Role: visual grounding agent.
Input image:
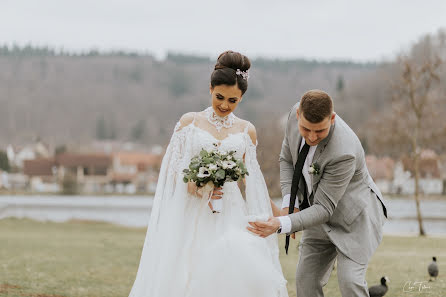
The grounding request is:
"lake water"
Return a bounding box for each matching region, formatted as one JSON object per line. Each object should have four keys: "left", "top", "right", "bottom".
{"left": 0, "top": 195, "right": 445, "bottom": 236}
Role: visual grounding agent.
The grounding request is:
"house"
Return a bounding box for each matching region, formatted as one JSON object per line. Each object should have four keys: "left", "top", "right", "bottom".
{"left": 112, "top": 152, "right": 162, "bottom": 193}
{"left": 2, "top": 173, "right": 28, "bottom": 191}
{"left": 23, "top": 158, "right": 59, "bottom": 193}
{"left": 23, "top": 153, "right": 113, "bottom": 193}
{"left": 6, "top": 141, "right": 51, "bottom": 169}
{"left": 392, "top": 152, "right": 443, "bottom": 195}
{"left": 22, "top": 150, "right": 163, "bottom": 194}
{"left": 55, "top": 153, "right": 113, "bottom": 193}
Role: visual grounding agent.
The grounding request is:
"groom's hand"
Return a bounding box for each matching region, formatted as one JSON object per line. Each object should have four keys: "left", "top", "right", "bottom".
{"left": 247, "top": 217, "right": 281, "bottom": 238}
{"left": 281, "top": 207, "right": 299, "bottom": 239}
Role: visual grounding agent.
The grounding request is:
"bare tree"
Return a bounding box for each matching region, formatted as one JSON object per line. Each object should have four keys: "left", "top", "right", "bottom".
{"left": 388, "top": 35, "right": 443, "bottom": 236}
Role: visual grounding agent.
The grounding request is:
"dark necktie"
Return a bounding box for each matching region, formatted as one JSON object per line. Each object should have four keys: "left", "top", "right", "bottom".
{"left": 285, "top": 142, "right": 310, "bottom": 254}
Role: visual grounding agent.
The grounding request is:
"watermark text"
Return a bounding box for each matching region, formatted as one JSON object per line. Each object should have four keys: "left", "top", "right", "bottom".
{"left": 403, "top": 281, "right": 432, "bottom": 294}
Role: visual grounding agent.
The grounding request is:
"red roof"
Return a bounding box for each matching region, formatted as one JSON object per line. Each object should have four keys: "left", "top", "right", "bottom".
{"left": 24, "top": 158, "right": 56, "bottom": 176}
{"left": 401, "top": 156, "right": 441, "bottom": 179}
{"left": 56, "top": 153, "right": 112, "bottom": 167}
{"left": 113, "top": 152, "right": 161, "bottom": 171}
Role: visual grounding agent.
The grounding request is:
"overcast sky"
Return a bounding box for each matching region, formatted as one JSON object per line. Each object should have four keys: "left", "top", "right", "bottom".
{"left": 1, "top": 0, "right": 446, "bottom": 62}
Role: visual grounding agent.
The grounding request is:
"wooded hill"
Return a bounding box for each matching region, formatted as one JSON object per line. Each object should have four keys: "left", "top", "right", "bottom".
{"left": 0, "top": 46, "right": 379, "bottom": 149}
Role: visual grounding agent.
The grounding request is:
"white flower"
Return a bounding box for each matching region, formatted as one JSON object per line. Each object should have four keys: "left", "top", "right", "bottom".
{"left": 222, "top": 160, "right": 236, "bottom": 169}
{"left": 308, "top": 163, "right": 320, "bottom": 175}
{"left": 208, "top": 164, "right": 218, "bottom": 171}
{"left": 197, "top": 167, "right": 211, "bottom": 178}
{"left": 218, "top": 149, "right": 228, "bottom": 156}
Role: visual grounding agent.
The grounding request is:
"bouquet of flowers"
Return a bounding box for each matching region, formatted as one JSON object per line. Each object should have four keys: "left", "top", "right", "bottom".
{"left": 183, "top": 145, "right": 249, "bottom": 213}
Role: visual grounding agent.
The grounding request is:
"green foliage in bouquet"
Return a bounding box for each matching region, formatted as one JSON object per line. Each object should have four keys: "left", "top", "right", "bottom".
{"left": 183, "top": 146, "right": 249, "bottom": 188}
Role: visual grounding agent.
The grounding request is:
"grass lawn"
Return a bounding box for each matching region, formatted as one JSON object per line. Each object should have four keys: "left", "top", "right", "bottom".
{"left": 1, "top": 218, "right": 445, "bottom": 297}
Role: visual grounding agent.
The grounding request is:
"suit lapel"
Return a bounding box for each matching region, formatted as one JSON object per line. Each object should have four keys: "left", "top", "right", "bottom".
{"left": 311, "top": 122, "right": 336, "bottom": 187}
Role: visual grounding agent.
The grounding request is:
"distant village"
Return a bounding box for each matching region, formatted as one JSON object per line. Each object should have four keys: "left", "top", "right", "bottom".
{"left": 0, "top": 140, "right": 445, "bottom": 196}
{"left": 366, "top": 150, "right": 446, "bottom": 196}
{"left": 0, "top": 140, "right": 163, "bottom": 195}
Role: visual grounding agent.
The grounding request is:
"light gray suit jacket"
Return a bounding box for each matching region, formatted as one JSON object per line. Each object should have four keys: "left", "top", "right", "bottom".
{"left": 279, "top": 103, "right": 387, "bottom": 264}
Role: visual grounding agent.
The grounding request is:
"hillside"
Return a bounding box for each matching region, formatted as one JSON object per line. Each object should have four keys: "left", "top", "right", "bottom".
{"left": 0, "top": 48, "right": 379, "bottom": 149}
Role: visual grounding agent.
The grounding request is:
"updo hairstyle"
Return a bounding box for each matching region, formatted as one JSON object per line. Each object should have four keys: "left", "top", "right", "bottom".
{"left": 210, "top": 50, "right": 251, "bottom": 95}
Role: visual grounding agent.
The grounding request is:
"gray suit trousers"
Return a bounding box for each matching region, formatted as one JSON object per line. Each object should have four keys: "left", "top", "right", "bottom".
{"left": 295, "top": 225, "right": 370, "bottom": 297}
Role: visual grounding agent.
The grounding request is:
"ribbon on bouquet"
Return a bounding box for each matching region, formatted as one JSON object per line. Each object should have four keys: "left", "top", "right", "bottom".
{"left": 201, "top": 181, "right": 222, "bottom": 213}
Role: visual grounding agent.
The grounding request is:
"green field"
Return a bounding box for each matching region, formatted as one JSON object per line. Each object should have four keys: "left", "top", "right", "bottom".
{"left": 1, "top": 218, "right": 445, "bottom": 297}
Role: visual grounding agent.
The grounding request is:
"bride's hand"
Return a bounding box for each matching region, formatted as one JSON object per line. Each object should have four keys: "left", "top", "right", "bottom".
{"left": 208, "top": 187, "right": 223, "bottom": 212}
{"left": 211, "top": 187, "right": 223, "bottom": 200}
{"left": 188, "top": 183, "right": 223, "bottom": 200}
{"left": 187, "top": 182, "right": 203, "bottom": 198}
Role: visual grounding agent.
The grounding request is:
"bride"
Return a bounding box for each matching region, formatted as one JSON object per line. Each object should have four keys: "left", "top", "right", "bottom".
{"left": 128, "top": 50, "right": 288, "bottom": 297}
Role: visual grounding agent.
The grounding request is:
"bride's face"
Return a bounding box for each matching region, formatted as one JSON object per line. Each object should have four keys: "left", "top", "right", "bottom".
{"left": 210, "top": 84, "right": 243, "bottom": 117}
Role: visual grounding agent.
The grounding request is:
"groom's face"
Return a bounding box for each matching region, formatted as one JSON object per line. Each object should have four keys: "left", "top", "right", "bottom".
{"left": 297, "top": 110, "right": 335, "bottom": 146}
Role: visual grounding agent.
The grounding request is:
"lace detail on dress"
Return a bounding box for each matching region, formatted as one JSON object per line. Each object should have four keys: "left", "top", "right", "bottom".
{"left": 244, "top": 135, "right": 261, "bottom": 172}
{"left": 170, "top": 122, "right": 189, "bottom": 174}
{"left": 204, "top": 107, "right": 235, "bottom": 132}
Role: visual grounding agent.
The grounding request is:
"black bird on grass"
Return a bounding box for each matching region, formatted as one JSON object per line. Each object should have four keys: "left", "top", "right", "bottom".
{"left": 428, "top": 256, "right": 438, "bottom": 282}
{"left": 369, "top": 276, "right": 389, "bottom": 297}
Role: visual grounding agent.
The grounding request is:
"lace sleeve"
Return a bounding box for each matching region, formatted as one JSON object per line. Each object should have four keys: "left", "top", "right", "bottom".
{"left": 151, "top": 121, "right": 191, "bottom": 214}
{"left": 128, "top": 120, "right": 200, "bottom": 297}
{"left": 169, "top": 121, "right": 188, "bottom": 175}
{"left": 244, "top": 135, "right": 271, "bottom": 215}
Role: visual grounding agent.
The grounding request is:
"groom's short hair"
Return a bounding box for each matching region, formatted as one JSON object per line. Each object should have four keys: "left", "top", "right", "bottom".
{"left": 299, "top": 90, "right": 333, "bottom": 123}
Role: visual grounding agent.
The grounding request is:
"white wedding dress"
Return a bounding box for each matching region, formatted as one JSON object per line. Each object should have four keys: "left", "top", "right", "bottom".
{"left": 128, "top": 108, "right": 288, "bottom": 297}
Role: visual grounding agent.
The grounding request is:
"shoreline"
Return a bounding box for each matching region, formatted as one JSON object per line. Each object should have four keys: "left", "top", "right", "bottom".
{"left": 2, "top": 217, "right": 446, "bottom": 238}
{"left": 2, "top": 196, "right": 445, "bottom": 235}
{"left": 1, "top": 191, "right": 446, "bottom": 200}
{"left": 0, "top": 191, "right": 155, "bottom": 197}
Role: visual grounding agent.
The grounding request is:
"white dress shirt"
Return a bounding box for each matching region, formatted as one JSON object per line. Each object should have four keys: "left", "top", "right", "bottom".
{"left": 278, "top": 138, "right": 317, "bottom": 233}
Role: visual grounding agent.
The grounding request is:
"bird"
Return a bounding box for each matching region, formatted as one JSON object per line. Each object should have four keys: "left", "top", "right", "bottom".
{"left": 428, "top": 256, "right": 438, "bottom": 282}
{"left": 368, "top": 276, "right": 389, "bottom": 297}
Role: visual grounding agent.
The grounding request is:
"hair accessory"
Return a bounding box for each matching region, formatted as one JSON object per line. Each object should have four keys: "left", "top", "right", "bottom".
{"left": 236, "top": 69, "right": 249, "bottom": 80}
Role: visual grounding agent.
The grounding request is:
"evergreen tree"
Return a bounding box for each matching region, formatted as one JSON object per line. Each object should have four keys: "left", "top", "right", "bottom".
{"left": 96, "top": 116, "right": 107, "bottom": 140}
{"left": 0, "top": 151, "right": 10, "bottom": 172}
{"left": 336, "top": 75, "right": 345, "bottom": 93}
{"left": 131, "top": 120, "right": 146, "bottom": 142}
{"left": 108, "top": 117, "right": 117, "bottom": 140}
{"left": 55, "top": 145, "right": 67, "bottom": 155}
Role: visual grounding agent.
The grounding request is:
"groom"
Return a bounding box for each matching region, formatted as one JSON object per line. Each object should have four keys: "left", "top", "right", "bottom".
{"left": 248, "top": 90, "right": 387, "bottom": 297}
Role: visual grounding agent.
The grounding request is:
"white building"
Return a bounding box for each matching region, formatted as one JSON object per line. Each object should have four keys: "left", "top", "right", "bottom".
{"left": 6, "top": 142, "right": 50, "bottom": 169}
{"left": 392, "top": 157, "right": 443, "bottom": 195}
